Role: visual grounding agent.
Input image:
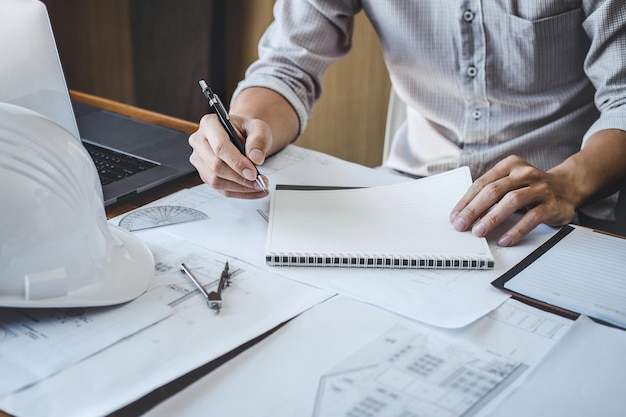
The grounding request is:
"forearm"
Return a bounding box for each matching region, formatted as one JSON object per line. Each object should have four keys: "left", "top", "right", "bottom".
{"left": 230, "top": 87, "right": 300, "bottom": 156}
{"left": 550, "top": 129, "right": 626, "bottom": 208}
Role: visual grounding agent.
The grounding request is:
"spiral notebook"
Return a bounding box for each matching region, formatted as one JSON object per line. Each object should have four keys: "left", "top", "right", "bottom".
{"left": 265, "top": 167, "right": 494, "bottom": 269}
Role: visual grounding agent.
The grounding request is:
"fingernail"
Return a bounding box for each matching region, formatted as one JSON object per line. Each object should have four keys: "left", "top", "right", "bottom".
{"left": 249, "top": 149, "right": 264, "bottom": 164}
{"left": 472, "top": 222, "right": 487, "bottom": 237}
{"left": 453, "top": 217, "right": 466, "bottom": 231}
{"left": 498, "top": 235, "right": 513, "bottom": 247}
{"left": 450, "top": 210, "right": 460, "bottom": 222}
{"left": 242, "top": 168, "right": 256, "bottom": 181}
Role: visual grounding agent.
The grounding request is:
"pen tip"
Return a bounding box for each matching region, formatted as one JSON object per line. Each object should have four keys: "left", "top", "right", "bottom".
{"left": 256, "top": 176, "right": 269, "bottom": 194}
{"left": 198, "top": 79, "right": 207, "bottom": 89}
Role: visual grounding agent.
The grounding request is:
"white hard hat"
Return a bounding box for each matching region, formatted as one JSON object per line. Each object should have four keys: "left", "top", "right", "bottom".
{"left": 0, "top": 102, "right": 154, "bottom": 307}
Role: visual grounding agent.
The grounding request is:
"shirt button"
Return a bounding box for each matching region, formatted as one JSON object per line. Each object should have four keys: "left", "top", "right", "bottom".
{"left": 466, "top": 66, "right": 478, "bottom": 78}
{"left": 463, "top": 10, "right": 475, "bottom": 22}
{"left": 472, "top": 110, "right": 482, "bottom": 120}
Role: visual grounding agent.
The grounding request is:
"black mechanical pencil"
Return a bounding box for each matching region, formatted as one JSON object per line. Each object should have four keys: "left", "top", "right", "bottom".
{"left": 198, "top": 79, "right": 269, "bottom": 194}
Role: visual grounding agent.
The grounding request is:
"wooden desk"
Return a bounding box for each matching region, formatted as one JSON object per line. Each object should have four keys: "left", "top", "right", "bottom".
{"left": 69, "top": 89, "right": 204, "bottom": 219}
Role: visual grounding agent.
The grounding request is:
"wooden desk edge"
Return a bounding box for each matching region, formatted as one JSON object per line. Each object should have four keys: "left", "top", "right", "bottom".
{"left": 70, "top": 90, "right": 200, "bottom": 134}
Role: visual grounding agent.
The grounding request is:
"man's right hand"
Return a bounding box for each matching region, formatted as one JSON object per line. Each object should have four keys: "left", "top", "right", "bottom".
{"left": 188, "top": 112, "right": 271, "bottom": 199}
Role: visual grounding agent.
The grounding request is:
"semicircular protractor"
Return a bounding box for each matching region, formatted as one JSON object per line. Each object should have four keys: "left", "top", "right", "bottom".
{"left": 118, "top": 206, "right": 208, "bottom": 232}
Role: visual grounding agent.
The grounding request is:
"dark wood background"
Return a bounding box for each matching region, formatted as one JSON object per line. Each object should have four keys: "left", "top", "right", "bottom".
{"left": 43, "top": 0, "right": 390, "bottom": 167}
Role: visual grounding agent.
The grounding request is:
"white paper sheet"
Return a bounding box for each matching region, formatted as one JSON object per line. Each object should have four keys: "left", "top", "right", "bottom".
{"left": 150, "top": 145, "right": 558, "bottom": 327}
{"left": 0, "top": 145, "right": 567, "bottom": 416}
{"left": 273, "top": 217, "right": 556, "bottom": 328}
{"left": 0, "top": 299, "right": 171, "bottom": 397}
{"left": 144, "top": 296, "right": 572, "bottom": 417}
{"left": 0, "top": 231, "right": 333, "bottom": 417}
{"left": 488, "top": 316, "right": 626, "bottom": 417}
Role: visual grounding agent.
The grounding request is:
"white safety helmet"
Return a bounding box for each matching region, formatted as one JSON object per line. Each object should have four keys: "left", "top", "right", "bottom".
{"left": 0, "top": 102, "right": 154, "bottom": 307}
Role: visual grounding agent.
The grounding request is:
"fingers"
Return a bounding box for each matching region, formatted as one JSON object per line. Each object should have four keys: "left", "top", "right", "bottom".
{"left": 450, "top": 156, "right": 576, "bottom": 246}
{"left": 239, "top": 118, "right": 271, "bottom": 166}
{"left": 470, "top": 186, "right": 544, "bottom": 247}
{"left": 451, "top": 156, "right": 528, "bottom": 232}
{"left": 451, "top": 157, "right": 518, "bottom": 220}
{"left": 188, "top": 114, "right": 271, "bottom": 199}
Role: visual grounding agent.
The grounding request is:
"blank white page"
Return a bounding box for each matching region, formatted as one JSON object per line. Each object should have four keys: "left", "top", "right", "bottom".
{"left": 265, "top": 167, "right": 494, "bottom": 268}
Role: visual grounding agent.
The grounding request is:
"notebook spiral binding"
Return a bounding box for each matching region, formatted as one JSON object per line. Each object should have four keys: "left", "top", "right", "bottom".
{"left": 265, "top": 254, "right": 494, "bottom": 269}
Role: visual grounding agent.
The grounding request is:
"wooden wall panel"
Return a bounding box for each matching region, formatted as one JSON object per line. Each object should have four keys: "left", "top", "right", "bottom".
{"left": 219, "top": 0, "right": 277, "bottom": 97}
{"left": 129, "top": 0, "right": 213, "bottom": 122}
{"left": 44, "top": 0, "right": 135, "bottom": 104}
{"left": 43, "top": 1, "right": 389, "bottom": 166}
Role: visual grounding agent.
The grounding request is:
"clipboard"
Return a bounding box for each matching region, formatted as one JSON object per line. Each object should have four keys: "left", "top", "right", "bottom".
{"left": 492, "top": 226, "right": 579, "bottom": 319}
{"left": 492, "top": 225, "right": 626, "bottom": 329}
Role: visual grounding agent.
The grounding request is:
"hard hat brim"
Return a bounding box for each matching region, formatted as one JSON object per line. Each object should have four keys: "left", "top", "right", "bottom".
{"left": 0, "top": 226, "right": 155, "bottom": 308}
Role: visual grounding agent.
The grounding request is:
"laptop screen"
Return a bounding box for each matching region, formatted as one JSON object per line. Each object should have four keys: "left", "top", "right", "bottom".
{"left": 0, "top": 0, "right": 81, "bottom": 140}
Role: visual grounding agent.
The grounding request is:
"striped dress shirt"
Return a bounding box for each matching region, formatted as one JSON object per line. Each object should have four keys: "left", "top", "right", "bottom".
{"left": 233, "top": 0, "right": 626, "bottom": 217}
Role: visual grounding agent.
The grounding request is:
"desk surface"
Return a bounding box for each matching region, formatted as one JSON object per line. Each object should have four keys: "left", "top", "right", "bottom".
{"left": 2, "top": 94, "right": 624, "bottom": 417}
{"left": 69, "top": 90, "right": 204, "bottom": 219}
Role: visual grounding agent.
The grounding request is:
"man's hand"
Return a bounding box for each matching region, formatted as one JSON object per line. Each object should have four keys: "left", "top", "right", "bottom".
{"left": 449, "top": 155, "right": 577, "bottom": 246}
{"left": 188, "top": 113, "right": 271, "bottom": 199}
{"left": 189, "top": 87, "right": 300, "bottom": 199}
{"left": 450, "top": 130, "right": 626, "bottom": 246}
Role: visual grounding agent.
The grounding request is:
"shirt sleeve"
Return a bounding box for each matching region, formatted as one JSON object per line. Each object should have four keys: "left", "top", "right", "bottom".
{"left": 581, "top": 1, "right": 626, "bottom": 143}
{"left": 231, "top": 0, "right": 362, "bottom": 134}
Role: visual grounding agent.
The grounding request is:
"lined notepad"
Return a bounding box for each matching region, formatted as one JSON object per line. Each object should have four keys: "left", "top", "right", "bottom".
{"left": 265, "top": 167, "right": 494, "bottom": 269}
{"left": 492, "top": 225, "right": 626, "bottom": 329}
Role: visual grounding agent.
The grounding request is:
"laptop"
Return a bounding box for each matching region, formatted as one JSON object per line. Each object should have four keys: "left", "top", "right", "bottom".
{"left": 0, "top": 0, "right": 194, "bottom": 206}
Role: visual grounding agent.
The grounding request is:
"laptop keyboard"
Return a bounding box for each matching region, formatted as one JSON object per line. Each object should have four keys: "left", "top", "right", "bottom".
{"left": 83, "top": 141, "right": 158, "bottom": 185}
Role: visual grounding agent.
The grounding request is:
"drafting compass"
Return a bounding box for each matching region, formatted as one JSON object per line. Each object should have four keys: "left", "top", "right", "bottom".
{"left": 118, "top": 205, "right": 207, "bottom": 232}
{"left": 180, "top": 262, "right": 232, "bottom": 314}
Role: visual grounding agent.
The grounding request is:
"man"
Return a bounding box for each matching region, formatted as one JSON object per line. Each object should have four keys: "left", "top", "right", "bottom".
{"left": 189, "top": 1, "right": 626, "bottom": 246}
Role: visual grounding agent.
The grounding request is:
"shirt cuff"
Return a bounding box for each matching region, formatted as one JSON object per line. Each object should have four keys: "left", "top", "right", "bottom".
{"left": 231, "top": 76, "right": 310, "bottom": 136}
{"left": 582, "top": 105, "right": 626, "bottom": 145}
